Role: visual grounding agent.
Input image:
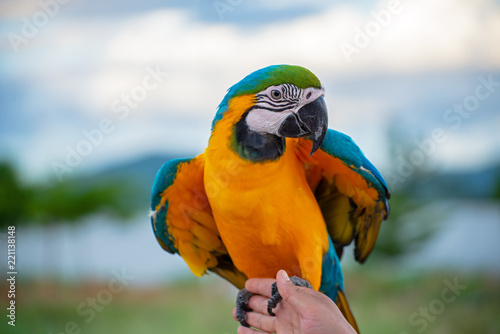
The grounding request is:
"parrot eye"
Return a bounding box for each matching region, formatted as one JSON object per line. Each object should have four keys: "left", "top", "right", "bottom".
{"left": 270, "top": 90, "right": 282, "bottom": 100}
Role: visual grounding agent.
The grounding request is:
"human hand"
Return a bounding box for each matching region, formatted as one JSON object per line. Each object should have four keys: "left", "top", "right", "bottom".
{"left": 232, "top": 270, "right": 357, "bottom": 334}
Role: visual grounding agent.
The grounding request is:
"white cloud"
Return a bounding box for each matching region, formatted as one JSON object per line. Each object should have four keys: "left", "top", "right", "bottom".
{"left": 255, "top": 0, "right": 334, "bottom": 10}
{"left": 86, "top": 0, "right": 500, "bottom": 116}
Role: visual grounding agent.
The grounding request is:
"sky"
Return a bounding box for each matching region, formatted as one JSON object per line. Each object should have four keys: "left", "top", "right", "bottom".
{"left": 1, "top": 0, "right": 500, "bottom": 183}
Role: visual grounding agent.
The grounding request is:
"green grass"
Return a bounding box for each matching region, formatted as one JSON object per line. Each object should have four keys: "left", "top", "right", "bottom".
{"left": 345, "top": 269, "right": 500, "bottom": 334}
{"left": 2, "top": 271, "right": 499, "bottom": 334}
{"left": 3, "top": 276, "right": 238, "bottom": 334}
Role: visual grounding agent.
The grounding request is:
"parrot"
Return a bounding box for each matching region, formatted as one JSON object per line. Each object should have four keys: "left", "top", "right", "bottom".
{"left": 150, "top": 64, "right": 390, "bottom": 332}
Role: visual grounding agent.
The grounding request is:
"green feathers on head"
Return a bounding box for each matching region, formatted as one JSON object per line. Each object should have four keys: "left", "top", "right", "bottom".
{"left": 228, "top": 64, "right": 322, "bottom": 97}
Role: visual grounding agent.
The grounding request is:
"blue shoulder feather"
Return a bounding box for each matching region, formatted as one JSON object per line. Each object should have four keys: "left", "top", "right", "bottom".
{"left": 320, "top": 129, "right": 390, "bottom": 200}
{"left": 151, "top": 158, "right": 190, "bottom": 210}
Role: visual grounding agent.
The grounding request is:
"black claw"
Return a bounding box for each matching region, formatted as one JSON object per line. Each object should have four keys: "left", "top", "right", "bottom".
{"left": 290, "top": 276, "right": 313, "bottom": 289}
{"left": 267, "top": 282, "right": 281, "bottom": 316}
{"left": 236, "top": 288, "right": 254, "bottom": 327}
{"left": 267, "top": 276, "right": 313, "bottom": 316}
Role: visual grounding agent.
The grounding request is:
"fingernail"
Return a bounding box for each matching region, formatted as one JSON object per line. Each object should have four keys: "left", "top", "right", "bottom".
{"left": 281, "top": 270, "right": 290, "bottom": 281}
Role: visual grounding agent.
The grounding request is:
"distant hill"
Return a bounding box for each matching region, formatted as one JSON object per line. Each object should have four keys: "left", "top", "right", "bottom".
{"left": 81, "top": 153, "right": 194, "bottom": 211}
{"left": 398, "top": 164, "right": 500, "bottom": 200}
{"left": 95, "top": 154, "right": 180, "bottom": 185}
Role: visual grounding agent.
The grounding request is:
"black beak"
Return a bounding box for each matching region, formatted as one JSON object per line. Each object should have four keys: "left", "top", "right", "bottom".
{"left": 277, "top": 96, "right": 328, "bottom": 155}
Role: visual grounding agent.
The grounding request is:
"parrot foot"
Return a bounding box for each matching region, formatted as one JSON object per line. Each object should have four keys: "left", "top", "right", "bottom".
{"left": 267, "top": 276, "right": 312, "bottom": 316}
{"left": 236, "top": 288, "right": 254, "bottom": 327}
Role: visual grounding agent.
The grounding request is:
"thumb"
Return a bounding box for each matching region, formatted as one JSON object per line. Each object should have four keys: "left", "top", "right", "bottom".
{"left": 276, "top": 270, "right": 296, "bottom": 302}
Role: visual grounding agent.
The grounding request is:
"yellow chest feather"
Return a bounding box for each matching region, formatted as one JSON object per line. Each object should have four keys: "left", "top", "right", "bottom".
{"left": 205, "top": 105, "right": 328, "bottom": 288}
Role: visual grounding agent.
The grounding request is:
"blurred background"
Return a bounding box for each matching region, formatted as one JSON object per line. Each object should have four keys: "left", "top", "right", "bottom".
{"left": 1, "top": 0, "right": 500, "bottom": 333}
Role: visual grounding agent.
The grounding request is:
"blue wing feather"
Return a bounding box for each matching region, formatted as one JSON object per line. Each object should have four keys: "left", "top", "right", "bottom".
{"left": 150, "top": 158, "right": 192, "bottom": 254}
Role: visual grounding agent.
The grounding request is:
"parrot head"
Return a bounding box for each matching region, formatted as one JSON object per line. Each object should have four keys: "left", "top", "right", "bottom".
{"left": 212, "top": 65, "right": 328, "bottom": 161}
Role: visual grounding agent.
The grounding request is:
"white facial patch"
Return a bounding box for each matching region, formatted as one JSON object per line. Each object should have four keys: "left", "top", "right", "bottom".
{"left": 297, "top": 87, "right": 325, "bottom": 109}
{"left": 246, "top": 109, "right": 292, "bottom": 135}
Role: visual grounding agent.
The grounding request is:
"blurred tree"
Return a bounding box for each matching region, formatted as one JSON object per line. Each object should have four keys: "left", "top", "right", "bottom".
{"left": 1, "top": 161, "right": 140, "bottom": 278}
{"left": 494, "top": 174, "right": 500, "bottom": 201}
{"left": 372, "top": 193, "right": 438, "bottom": 260}
{"left": 369, "top": 121, "right": 438, "bottom": 261}
{"left": 28, "top": 179, "right": 136, "bottom": 225}
{"left": 0, "top": 161, "right": 137, "bottom": 229}
{"left": 0, "top": 162, "right": 31, "bottom": 225}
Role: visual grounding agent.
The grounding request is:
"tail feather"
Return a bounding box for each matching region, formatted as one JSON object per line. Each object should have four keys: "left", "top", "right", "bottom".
{"left": 336, "top": 289, "right": 359, "bottom": 333}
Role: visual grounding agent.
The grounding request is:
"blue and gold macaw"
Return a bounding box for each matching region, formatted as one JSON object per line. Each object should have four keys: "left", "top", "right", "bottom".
{"left": 150, "top": 65, "right": 390, "bottom": 332}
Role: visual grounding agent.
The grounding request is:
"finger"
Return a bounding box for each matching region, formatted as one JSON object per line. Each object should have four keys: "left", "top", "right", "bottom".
{"left": 245, "top": 278, "right": 276, "bottom": 297}
{"left": 248, "top": 295, "right": 271, "bottom": 315}
{"left": 232, "top": 308, "right": 237, "bottom": 321}
{"left": 275, "top": 270, "right": 295, "bottom": 302}
{"left": 245, "top": 312, "right": 276, "bottom": 333}
{"left": 237, "top": 325, "right": 270, "bottom": 334}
